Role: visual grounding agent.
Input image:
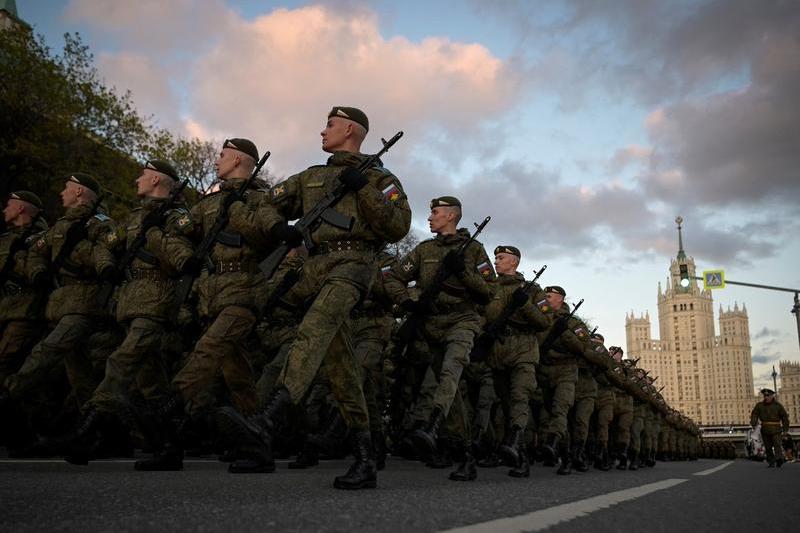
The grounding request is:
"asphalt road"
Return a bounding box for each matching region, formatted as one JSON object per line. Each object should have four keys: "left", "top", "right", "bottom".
{"left": 1, "top": 455, "right": 797, "bottom": 532}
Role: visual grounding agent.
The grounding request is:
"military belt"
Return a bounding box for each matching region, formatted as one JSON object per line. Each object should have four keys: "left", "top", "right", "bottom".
{"left": 311, "top": 240, "right": 378, "bottom": 255}
{"left": 129, "top": 268, "right": 168, "bottom": 281}
{"left": 433, "top": 301, "right": 474, "bottom": 314}
{"left": 1, "top": 281, "right": 32, "bottom": 296}
{"left": 761, "top": 421, "right": 782, "bottom": 426}
{"left": 214, "top": 260, "right": 258, "bottom": 274}
{"left": 351, "top": 306, "right": 388, "bottom": 319}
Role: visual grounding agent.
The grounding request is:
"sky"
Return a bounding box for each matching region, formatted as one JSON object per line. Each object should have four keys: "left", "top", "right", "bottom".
{"left": 15, "top": 0, "right": 800, "bottom": 393}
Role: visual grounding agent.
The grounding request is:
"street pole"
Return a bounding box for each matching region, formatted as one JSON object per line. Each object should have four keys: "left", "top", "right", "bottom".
{"left": 772, "top": 365, "right": 778, "bottom": 398}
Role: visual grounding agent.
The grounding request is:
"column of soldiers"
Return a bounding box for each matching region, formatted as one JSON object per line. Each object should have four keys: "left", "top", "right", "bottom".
{"left": 1, "top": 105, "right": 710, "bottom": 491}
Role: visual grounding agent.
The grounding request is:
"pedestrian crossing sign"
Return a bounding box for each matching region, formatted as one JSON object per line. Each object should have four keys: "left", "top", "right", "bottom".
{"left": 703, "top": 270, "right": 725, "bottom": 290}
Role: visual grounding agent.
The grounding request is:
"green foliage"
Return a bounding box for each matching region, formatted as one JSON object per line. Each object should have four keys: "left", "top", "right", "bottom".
{"left": 0, "top": 26, "right": 217, "bottom": 221}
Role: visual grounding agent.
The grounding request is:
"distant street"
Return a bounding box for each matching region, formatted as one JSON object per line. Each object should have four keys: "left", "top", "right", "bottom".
{"left": 1, "top": 455, "right": 797, "bottom": 532}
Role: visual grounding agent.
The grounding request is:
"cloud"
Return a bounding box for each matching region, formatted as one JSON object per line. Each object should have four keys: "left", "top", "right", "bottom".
{"left": 752, "top": 354, "right": 781, "bottom": 365}
{"left": 753, "top": 327, "right": 783, "bottom": 341}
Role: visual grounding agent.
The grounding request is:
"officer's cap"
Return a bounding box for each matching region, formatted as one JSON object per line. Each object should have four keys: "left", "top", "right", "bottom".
{"left": 328, "top": 106, "right": 369, "bottom": 132}
{"left": 545, "top": 285, "right": 566, "bottom": 297}
{"left": 430, "top": 196, "right": 461, "bottom": 209}
{"left": 9, "top": 191, "right": 43, "bottom": 210}
{"left": 66, "top": 173, "right": 101, "bottom": 195}
{"left": 760, "top": 388, "right": 775, "bottom": 396}
{"left": 223, "top": 138, "right": 259, "bottom": 161}
{"left": 145, "top": 159, "right": 179, "bottom": 180}
{"left": 494, "top": 245, "right": 521, "bottom": 259}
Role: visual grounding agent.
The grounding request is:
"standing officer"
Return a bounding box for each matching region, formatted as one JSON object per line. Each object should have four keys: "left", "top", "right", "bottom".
{"left": 384, "top": 196, "right": 493, "bottom": 481}
{"left": 6, "top": 174, "right": 118, "bottom": 412}
{"left": 137, "top": 138, "right": 285, "bottom": 472}
{"left": 750, "top": 388, "right": 790, "bottom": 467}
{"left": 64, "top": 160, "right": 195, "bottom": 464}
{"left": 220, "top": 107, "right": 411, "bottom": 489}
{"left": 0, "top": 191, "right": 49, "bottom": 385}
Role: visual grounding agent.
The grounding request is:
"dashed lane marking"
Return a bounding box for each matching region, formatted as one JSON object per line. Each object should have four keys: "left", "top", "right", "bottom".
{"left": 439, "top": 478, "right": 689, "bottom": 533}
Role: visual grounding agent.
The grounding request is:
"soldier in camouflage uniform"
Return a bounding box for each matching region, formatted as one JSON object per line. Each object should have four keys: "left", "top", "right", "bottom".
{"left": 5, "top": 174, "right": 118, "bottom": 416}
{"left": 0, "top": 192, "right": 49, "bottom": 385}
{"left": 568, "top": 332, "right": 607, "bottom": 473}
{"left": 586, "top": 334, "right": 615, "bottom": 470}
{"left": 63, "top": 160, "right": 195, "bottom": 464}
{"left": 385, "top": 196, "right": 493, "bottom": 482}
{"left": 136, "top": 138, "right": 286, "bottom": 472}
{"left": 479, "top": 245, "right": 550, "bottom": 477}
{"left": 220, "top": 107, "right": 411, "bottom": 490}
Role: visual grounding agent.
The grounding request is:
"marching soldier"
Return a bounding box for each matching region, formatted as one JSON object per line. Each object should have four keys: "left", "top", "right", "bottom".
{"left": 220, "top": 107, "right": 411, "bottom": 489}
{"left": 751, "top": 388, "right": 790, "bottom": 467}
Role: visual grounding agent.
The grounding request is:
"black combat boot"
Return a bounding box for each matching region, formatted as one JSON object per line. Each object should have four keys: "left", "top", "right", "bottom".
{"left": 217, "top": 386, "right": 292, "bottom": 446}
{"left": 540, "top": 433, "right": 559, "bottom": 467}
{"left": 306, "top": 411, "right": 347, "bottom": 459}
{"left": 410, "top": 407, "right": 444, "bottom": 460}
{"left": 426, "top": 438, "right": 453, "bottom": 469}
{"left": 61, "top": 407, "right": 104, "bottom": 465}
{"left": 372, "top": 431, "right": 388, "bottom": 471}
{"left": 508, "top": 443, "right": 530, "bottom": 478}
{"left": 595, "top": 445, "right": 611, "bottom": 471}
{"left": 288, "top": 444, "right": 319, "bottom": 469}
{"left": 571, "top": 443, "right": 589, "bottom": 472}
{"left": 615, "top": 445, "right": 628, "bottom": 470}
{"left": 477, "top": 450, "right": 501, "bottom": 468}
{"left": 449, "top": 441, "right": 477, "bottom": 481}
{"left": 645, "top": 448, "right": 656, "bottom": 467}
{"left": 556, "top": 442, "right": 572, "bottom": 475}
{"left": 134, "top": 394, "right": 186, "bottom": 471}
{"left": 628, "top": 449, "right": 639, "bottom": 470}
{"left": 333, "top": 431, "right": 377, "bottom": 490}
{"left": 498, "top": 425, "right": 523, "bottom": 467}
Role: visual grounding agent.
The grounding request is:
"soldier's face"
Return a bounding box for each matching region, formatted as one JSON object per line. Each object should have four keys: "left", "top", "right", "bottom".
{"left": 545, "top": 291, "right": 564, "bottom": 308}
{"left": 494, "top": 252, "right": 518, "bottom": 275}
{"left": 136, "top": 170, "right": 157, "bottom": 197}
{"left": 215, "top": 147, "right": 239, "bottom": 180}
{"left": 3, "top": 199, "right": 22, "bottom": 224}
{"left": 321, "top": 117, "right": 348, "bottom": 153}
{"left": 428, "top": 207, "right": 452, "bottom": 234}
{"left": 60, "top": 181, "right": 81, "bottom": 208}
{"left": 764, "top": 394, "right": 774, "bottom": 404}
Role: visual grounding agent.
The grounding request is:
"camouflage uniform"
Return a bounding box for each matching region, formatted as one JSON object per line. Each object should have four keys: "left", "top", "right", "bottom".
{"left": 6, "top": 203, "right": 118, "bottom": 409}
{"left": 0, "top": 217, "right": 49, "bottom": 383}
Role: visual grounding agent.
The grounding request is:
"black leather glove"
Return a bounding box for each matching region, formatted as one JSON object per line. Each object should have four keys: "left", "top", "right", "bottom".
{"left": 337, "top": 167, "right": 369, "bottom": 192}
{"left": 400, "top": 298, "right": 419, "bottom": 314}
{"left": 180, "top": 256, "right": 201, "bottom": 275}
{"left": 141, "top": 211, "right": 166, "bottom": 231}
{"left": 510, "top": 287, "right": 529, "bottom": 308}
{"left": 99, "top": 265, "right": 120, "bottom": 285}
{"left": 269, "top": 222, "right": 303, "bottom": 248}
{"left": 31, "top": 271, "right": 50, "bottom": 291}
{"left": 442, "top": 250, "right": 466, "bottom": 276}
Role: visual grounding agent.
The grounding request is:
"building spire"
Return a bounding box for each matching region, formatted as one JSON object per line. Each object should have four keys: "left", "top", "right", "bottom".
{"left": 675, "top": 216, "right": 686, "bottom": 261}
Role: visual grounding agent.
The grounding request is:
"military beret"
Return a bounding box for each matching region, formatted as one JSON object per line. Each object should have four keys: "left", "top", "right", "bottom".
{"left": 66, "top": 173, "right": 101, "bottom": 195}
{"left": 494, "top": 245, "right": 521, "bottom": 258}
{"left": 145, "top": 159, "right": 179, "bottom": 180}
{"left": 430, "top": 196, "right": 461, "bottom": 209}
{"left": 9, "top": 190, "right": 43, "bottom": 210}
{"left": 591, "top": 333, "right": 605, "bottom": 342}
{"left": 760, "top": 388, "right": 775, "bottom": 395}
{"left": 544, "top": 285, "right": 566, "bottom": 297}
{"left": 223, "top": 138, "right": 259, "bottom": 161}
{"left": 608, "top": 346, "right": 623, "bottom": 356}
{"left": 328, "top": 106, "right": 369, "bottom": 132}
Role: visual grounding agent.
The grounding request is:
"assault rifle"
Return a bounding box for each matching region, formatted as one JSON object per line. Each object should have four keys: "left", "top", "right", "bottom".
{"left": 537, "top": 298, "right": 584, "bottom": 355}
{"left": 172, "top": 151, "right": 271, "bottom": 319}
{"left": 259, "top": 264, "right": 303, "bottom": 320}
{"left": 51, "top": 195, "right": 105, "bottom": 289}
{"left": 469, "top": 264, "right": 547, "bottom": 362}
{"left": 0, "top": 214, "right": 42, "bottom": 289}
{"left": 96, "top": 180, "right": 189, "bottom": 308}
{"left": 391, "top": 216, "right": 491, "bottom": 361}
{"left": 258, "top": 131, "right": 404, "bottom": 279}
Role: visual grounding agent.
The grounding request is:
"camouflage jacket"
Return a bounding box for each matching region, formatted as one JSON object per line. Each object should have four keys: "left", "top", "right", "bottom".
{"left": 482, "top": 272, "right": 551, "bottom": 334}
{"left": 0, "top": 217, "right": 49, "bottom": 321}
{"left": 385, "top": 228, "right": 494, "bottom": 312}
{"left": 537, "top": 302, "right": 587, "bottom": 363}
{"left": 28, "top": 203, "right": 118, "bottom": 321}
{"left": 115, "top": 197, "right": 194, "bottom": 322}
{"left": 191, "top": 179, "right": 283, "bottom": 318}
{"left": 270, "top": 151, "right": 411, "bottom": 247}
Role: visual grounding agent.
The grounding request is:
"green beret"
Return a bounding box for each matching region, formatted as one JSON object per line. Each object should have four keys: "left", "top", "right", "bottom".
{"left": 223, "top": 138, "right": 259, "bottom": 161}
{"left": 494, "top": 245, "right": 521, "bottom": 258}
{"left": 145, "top": 159, "right": 179, "bottom": 180}
{"left": 591, "top": 333, "right": 604, "bottom": 342}
{"left": 9, "top": 190, "right": 43, "bottom": 210}
{"left": 760, "top": 388, "right": 775, "bottom": 396}
{"left": 544, "top": 285, "right": 566, "bottom": 297}
{"left": 430, "top": 196, "right": 461, "bottom": 209}
{"left": 328, "top": 106, "right": 369, "bottom": 132}
{"left": 66, "top": 173, "right": 101, "bottom": 195}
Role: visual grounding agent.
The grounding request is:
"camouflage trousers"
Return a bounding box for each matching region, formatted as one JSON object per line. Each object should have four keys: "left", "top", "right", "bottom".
{"left": 462, "top": 361, "right": 495, "bottom": 439}
{"left": 173, "top": 305, "right": 259, "bottom": 418}
{"left": 612, "top": 390, "right": 634, "bottom": 448}
{"left": 489, "top": 332, "right": 537, "bottom": 430}
{"left": 592, "top": 387, "right": 615, "bottom": 446}
{"left": 6, "top": 314, "right": 106, "bottom": 410}
{"left": 643, "top": 409, "right": 659, "bottom": 453}
{"left": 278, "top": 251, "right": 374, "bottom": 432}
{"left": 568, "top": 368, "right": 598, "bottom": 446}
{"left": 537, "top": 361, "right": 578, "bottom": 440}
{"left": 255, "top": 323, "right": 297, "bottom": 405}
{"left": 87, "top": 317, "right": 171, "bottom": 414}
{"left": 0, "top": 319, "right": 42, "bottom": 385}
{"left": 352, "top": 314, "right": 393, "bottom": 434}
{"left": 629, "top": 403, "right": 647, "bottom": 454}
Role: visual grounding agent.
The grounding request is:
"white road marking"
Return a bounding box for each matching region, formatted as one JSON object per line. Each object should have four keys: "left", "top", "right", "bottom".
{"left": 692, "top": 461, "right": 733, "bottom": 476}
{"left": 439, "top": 478, "right": 688, "bottom": 533}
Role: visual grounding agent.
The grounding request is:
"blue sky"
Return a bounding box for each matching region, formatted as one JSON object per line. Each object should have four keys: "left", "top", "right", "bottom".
{"left": 14, "top": 0, "right": 800, "bottom": 391}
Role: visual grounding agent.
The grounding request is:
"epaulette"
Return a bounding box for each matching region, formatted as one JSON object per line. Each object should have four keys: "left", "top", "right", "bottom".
{"left": 307, "top": 164, "right": 327, "bottom": 170}
{"left": 93, "top": 213, "right": 111, "bottom": 222}
{"left": 167, "top": 206, "right": 189, "bottom": 215}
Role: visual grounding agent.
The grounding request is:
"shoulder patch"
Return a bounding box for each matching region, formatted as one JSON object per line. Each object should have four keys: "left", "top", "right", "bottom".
{"left": 176, "top": 214, "right": 191, "bottom": 228}
{"left": 93, "top": 213, "right": 111, "bottom": 222}
{"left": 477, "top": 261, "right": 492, "bottom": 278}
{"left": 271, "top": 183, "right": 287, "bottom": 199}
{"left": 106, "top": 232, "right": 118, "bottom": 245}
{"left": 401, "top": 260, "right": 415, "bottom": 272}
{"left": 380, "top": 265, "right": 393, "bottom": 278}
{"left": 382, "top": 182, "right": 402, "bottom": 202}
{"left": 536, "top": 298, "right": 551, "bottom": 313}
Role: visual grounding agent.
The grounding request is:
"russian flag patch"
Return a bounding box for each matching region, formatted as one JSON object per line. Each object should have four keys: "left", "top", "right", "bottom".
{"left": 477, "top": 261, "right": 492, "bottom": 278}
{"left": 382, "top": 182, "right": 401, "bottom": 202}
{"left": 381, "top": 265, "right": 393, "bottom": 278}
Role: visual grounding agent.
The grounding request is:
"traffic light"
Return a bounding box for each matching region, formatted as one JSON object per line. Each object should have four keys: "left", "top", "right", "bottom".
{"left": 679, "top": 264, "right": 690, "bottom": 288}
